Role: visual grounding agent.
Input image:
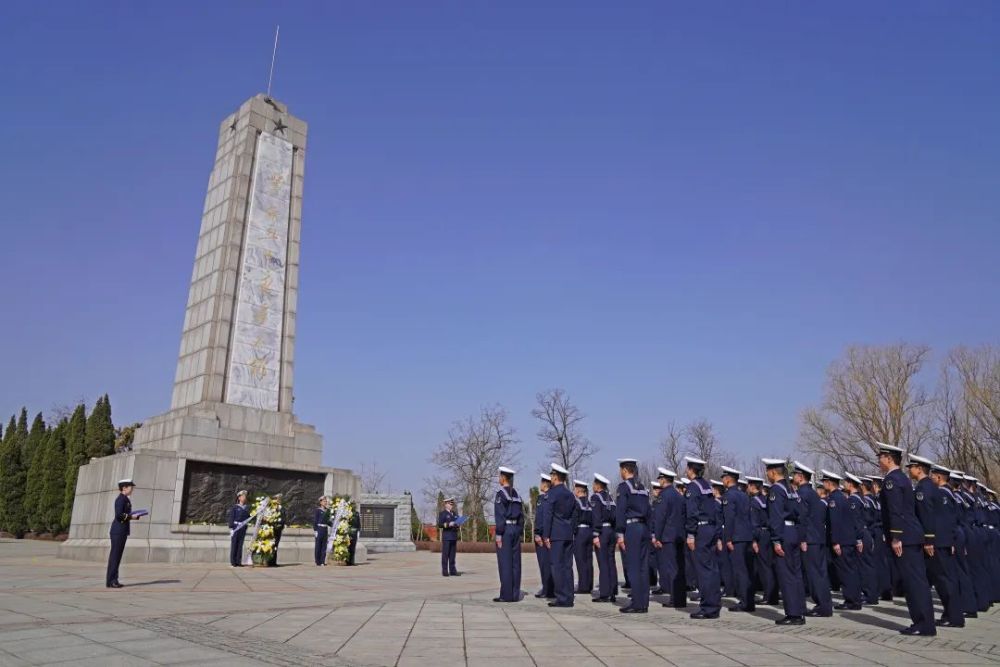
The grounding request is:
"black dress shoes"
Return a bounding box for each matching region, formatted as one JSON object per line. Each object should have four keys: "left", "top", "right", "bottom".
{"left": 592, "top": 596, "right": 611, "bottom": 603}
{"left": 548, "top": 601, "right": 573, "bottom": 608}
{"left": 775, "top": 616, "right": 805, "bottom": 625}
{"left": 689, "top": 611, "right": 719, "bottom": 619}
{"left": 834, "top": 602, "right": 861, "bottom": 610}
{"left": 728, "top": 605, "right": 748, "bottom": 612}
{"left": 899, "top": 627, "right": 936, "bottom": 636}
{"left": 620, "top": 607, "right": 647, "bottom": 614}
{"left": 651, "top": 588, "right": 667, "bottom": 595}
{"left": 805, "top": 609, "right": 832, "bottom": 617}
{"left": 107, "top": 582, "right": 123, "bottom": 589}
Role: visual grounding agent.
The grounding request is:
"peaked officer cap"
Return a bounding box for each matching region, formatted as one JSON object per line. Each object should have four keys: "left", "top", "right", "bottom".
{"left": 540, "top": 473, "right": 552, "bottom": 482}
{"left": 657, "top": 467, "right": 676, "bottom": 478}
{"left": 792, "top": 461, "right": 814, "bottom": 477}
{"left": 761, "top": 458, "right": 786, "bottom": 469}
{"left": 499, "top": 466, "right": 516, "bottom": 475}
{"left": 820, "top": 470, "right": 842, "bottom": 482}
{"left": 617, "top": 457, "right": 638, "bottom": 465}
{"left": 550, "top": 462, "right": 569, "bottom": 475}
{"left": 720, "top": 465, "right": 741, "bottom": 478}
{"left": 876, "top": 442, "right": 904, "bottom": 455}
{"left": 574, "top": 479, "right": 588, "bottom": 488}
{"left": 593, "top": 473, "right": 610, "bottom": 485}
{"left": 905, "top": 454, "right": 934, "bottom": 468}
{"left": 843, "top": 472, "right": 862, "bottom": 484}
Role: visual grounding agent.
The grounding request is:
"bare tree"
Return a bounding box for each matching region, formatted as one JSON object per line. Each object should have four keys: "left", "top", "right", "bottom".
{"left": 360, "top": 459, "right": 390, "bottom": 495}
{"left": 799, "top": 343, "right": 935, "bottom": 472}
{"left": 430, "top": 405, "right": 519, "bottom": 541}
{"left": 658, "top": 421, "right": 683, "bottom": 473}
{"left": 682, "top": 418, "right": 737, "bottom": 480}
{"left": 531, "top": 388, "right": 597, "bottom": 479}
{"left": 933, "top": 346, "right": 1000, "bottom": 488}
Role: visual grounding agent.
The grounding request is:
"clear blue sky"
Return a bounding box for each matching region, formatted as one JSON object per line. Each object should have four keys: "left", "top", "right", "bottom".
{"left": 2, "top": 2, "right": 999, "bottom": 501}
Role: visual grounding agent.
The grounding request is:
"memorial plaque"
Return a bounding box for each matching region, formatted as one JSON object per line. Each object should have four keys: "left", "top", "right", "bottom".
{"left": 180, "top": 460, "right": 324, "bottom": 526}
{"left": 360, "top": 505, "right": 395, "bottom": 538}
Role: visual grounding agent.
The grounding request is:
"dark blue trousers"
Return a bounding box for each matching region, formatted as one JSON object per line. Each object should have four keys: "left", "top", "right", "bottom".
{"left": 803, "top": 544, "right": 833, "bottom": 614}
{"left": 775, "top": 542, "right": 806, "bottom": 617}
{"left": 873, "top": 535, "right": 893, "bottom": 599}
{"left": 927, "top": 548, "right": 963, "bottom": 626}
{"left": 966, "top": 529, "right": 991, "bottom": 611}
{"left": 658, "top": 539, "right": 687, "bottom": 607}
{"left": 859, "top": 531, "right": 879, "bottom": 603}
{"left": 693, "top": 525, "right": 721, "bottom": 615}
{"left": 573, "top": 531, "right": 594, "bottom": 593}
{"left": 550, "top": 539, "right": 575, "bottom": 605}
{"left": 535, "top": 540, "right": 554, "bottom": 596}
{"left": 833, "top": 545, "right": 862, "bottom": 606}
{"left": 496, "top": 529, "right": 522, "bottom": 601}
{"left": 731, "top": 542, "right": 755, "bottom": 611}
{"left": 721, "top": 545, "right": 735, "bottom": 596}
{"left": 441, "top": 539, "right": 457, "bottom": 575}
{"left": 595, "top": 526, "right": 618, "bottom": 598}
{"left": 106, "top": 533, "right": 127, "bottom": 586}
{"left": 623, "top": 522, "right": 650, "bottom": 610}
{"left": 230, "top": 527, "right": 247, "bottom": 566}
{"left": 755, "top": 537, "right": 779, "bottom": 603}
{"left": 314, "top": 527, "right": 328, "bottom": 565}
{"left": 897, "top": 544, "right": 935, "bottom": 633}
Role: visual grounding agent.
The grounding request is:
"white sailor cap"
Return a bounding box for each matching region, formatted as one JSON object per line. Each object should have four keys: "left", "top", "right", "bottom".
{"left": 876, "top": 442, "right": 904, "bottom": 455}
{"left": 950, "top": 470, "right": 966, "bottom": 480}
{"left": 930, "top": 463, "right": 951, "bottom": 475}
{"left": 843, "top": 472, "right": 862, "bottom": 485}
{"left": 593, "top": 473, "right": 610, "bottom": 485}
{"left": 905, "top": 454, "right": 934, "bottom": 468}
{"left": 966, "top": 476, "right": 979, "bottom": 483}
{"left": 574, "top": 479, "right": 588, "bottom": 488}
{"left": 499, "top": 466, "right": 516, "bottom": 475}
{"left": 651, "top": 480, "right": 662, "bottom": 489}
{"left": 656, "top": 467, "right": 676, "bottom": 478}
{"left": 761, "top": 458, "right": 785, "bottom": 469}
{"left": 550, "top": 462, "right": 569, "bottom": 475}
{"left": 737, "top": 478, "right": 748, "bottom": 486}
{"left": 236, "top": 489, "right": 249, "bottom": 496}
{"left": 676, "top": 478, "right": 689, "bottom": 486}
{"left": 444, "top": 497, "right": 456, "bottom": 503}
{"left": 792, "top": 461, "right": 814, "bottom": 477}
{"left": 318, "top": 494, "right": 328, "bottom": 501}
{"left": 684, "top": 456, "right": 706, "bottom": 468}
{"left": 720, "top": 466, "right": 741, "bottom": 478}
{"left": 117, "top": 478, "right": 135, "bottom": 488}
{"left": 540, "top": 473, "right": 552, "bottom": 482}
{"left": 617, "top": 457, "right": 638, "bottom": 465}
{"left": 763, "top": 482, "right": 772, "bottom": 488}
{"left": 820, "top": 470, "right": 842, "bottom": 482}
{"left": 710, "top": 479, "right": 724, "bottom": 488}
{"left": 745, "top": 476, "right": 764, "bottom": 484}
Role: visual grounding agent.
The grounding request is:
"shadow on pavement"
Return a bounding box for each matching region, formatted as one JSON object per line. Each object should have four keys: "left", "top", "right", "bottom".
{"left": 125, "top": 579, "right": 182, "bottom": 587}
{"left": 841, "top": 611, "right": 906, "bottom": 631}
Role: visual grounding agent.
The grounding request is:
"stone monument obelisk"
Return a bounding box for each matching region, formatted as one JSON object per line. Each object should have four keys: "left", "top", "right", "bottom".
{"left": 60, "top": 95, "right": 361, "bottom": 563}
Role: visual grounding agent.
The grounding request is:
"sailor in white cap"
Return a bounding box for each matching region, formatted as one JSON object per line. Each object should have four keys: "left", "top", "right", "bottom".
{"left": 541, "top": 463, "right": 576, "bottom": 607}
{"left": 745, "top": 475, "right": 778, "bottom": 606}
{"left": 312, "top": 495, "right": 333, "bottom": 566}
{"left": 438, "top": 497, "right": 461, "bottom": 576}
{"left": 533, "top": 473, "right": 555, "bottom": 598}
{"left": 228, "top": 489, "right": 251, "bottom": 567}
{"left": 571, "top": 479, "right": 594, "bottom": 596}
{"left": 651, "top": 467, "right": 686, "bottom": 607}
{"left": 590, "top": 472, "right": 618, "bottom": 602}
{"left": 615, "top": 458, "right": 652, "bottom": 613}
{"left": 107, "top": 479, "right": 140, "bottom": 588}
{"left": 955, "top": 471, "right": 992, "bottom": 613}
{"left": 791, "top": 462, "right": 833, "bottom": 617}
{"left": 720, "top": 465, "right": 755, "bottom": 613}
{"left": 947, "top": 470, "right": 985, "bottom": 615}
{"left": 821, "top": 471, "right": 862, "bottom": 610}
{"left": 763, "top": 458, "right": 807, "bottom": 625}
{"left": 493, "top": 466, "right": 523, "bottom": 602}
{"left": 683, "top": 455, "right": 721, "bottom": 618}
{"left": 877, "top": 444, "right": 936, "bottom": 635}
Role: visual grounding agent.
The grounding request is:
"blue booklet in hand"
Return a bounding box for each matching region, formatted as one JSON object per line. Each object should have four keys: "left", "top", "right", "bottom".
{"left": 132, "top": 509, "right": 149, "bottom": 517}
{"left": 454, "top": 516, "right": 468, "bottom": 526}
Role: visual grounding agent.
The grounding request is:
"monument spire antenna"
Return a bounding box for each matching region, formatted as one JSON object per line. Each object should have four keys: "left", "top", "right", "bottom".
{"left": 266, "top": 24, "right": 280, "bottom": 98}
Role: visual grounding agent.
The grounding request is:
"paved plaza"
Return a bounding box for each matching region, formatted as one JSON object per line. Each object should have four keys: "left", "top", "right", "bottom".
{"left": 1, "top": 539, "right": 998, "bottom": 666}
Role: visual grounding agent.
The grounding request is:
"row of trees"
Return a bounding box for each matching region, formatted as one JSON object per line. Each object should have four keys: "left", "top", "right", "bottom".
{"left": 0, "top": 395, "right": 136, "bottom": 538}
{"left": 799, "top": 343, "right": 999, "bottom": 488}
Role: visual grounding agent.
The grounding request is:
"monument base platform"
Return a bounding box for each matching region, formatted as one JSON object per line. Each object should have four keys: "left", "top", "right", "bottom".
{"left": 59, "top": 403, "right": 362, "bottom": 564}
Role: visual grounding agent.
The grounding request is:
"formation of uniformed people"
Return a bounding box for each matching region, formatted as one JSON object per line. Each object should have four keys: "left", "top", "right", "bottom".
{"left": 490, "top": 443, "right": 1000, "bottom": 636}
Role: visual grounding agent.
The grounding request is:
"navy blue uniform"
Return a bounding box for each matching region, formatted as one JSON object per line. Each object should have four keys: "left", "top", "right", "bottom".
{"left": 768, "top": 479, "right": 806, "bottom": 618}
{"left": 494, "top": 485, "right": 523, "bottom": 601}
{"left": 573, "top": 495, "right": 594, "bottom": 594}
{"left": 686, "top": 477, "right": 721, "bottom": 615}
{"left": 616, "top": 478, "right": 652, "bottom": 611}
{"left": 591, "top": 489, "right": 618, "bottom": 599}
{"left": 313, "top": 507, "right": 332, "bottom": 565}
{"left": 798, "top": 484, "right": 832, "bottom": 615}
{"left": 534, "top": 492, "right": 555, "bottom": 597}
{"left": 751, "top": 493, "right": 778, "bottom": 604}
{"left": 543, "top": 482, "right": 578, "bottom": 606}
{"left": 947, "top": 487, "right": 979, "bottom": 615}
{"left": 829, "top": 490, "right": 863, "bottom": 607}
{"left": 227, "top": 502, "right": 251, "bottom": 566}
{"left": 880, "top": 468, "right": 935, "bottom": 634}
{"left": 723, "top": 485, "right": 755, "bottom": 611}
{"left": 107, "top": 493, "right": 132, "bottom": 586}
{"left": 958, "top": 488, "right": 991, "bottom": 611}
{"left": 916, "top": 478, "right": 963, "bottom": 626}
{"left": 437, "top": 509, "right": 459, "bottom": 575}
{"left": 653, "top": 484, "right": 687, "bottom": 607}
{"left": 857, "top": 494, "right": 881, "bottom": 603}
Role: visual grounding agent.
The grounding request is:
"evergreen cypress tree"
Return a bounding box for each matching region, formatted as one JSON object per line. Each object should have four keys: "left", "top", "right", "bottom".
{"left": 0, "top": 408, "right": 30, "bottom": 537}
{"left": 40, "top": 419, "right": 68, "bottom": 533}
{"left": 62, "top": 403, "right": 88, "bottom": 528}
{"left": 84, "top": 395, "right": 115, "bottom": 458}
{"left": 23, "top": 413, "right": 47, "bottom": 534}
{"left": 0, "top": 415, "right": 13, "bottom": 521}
